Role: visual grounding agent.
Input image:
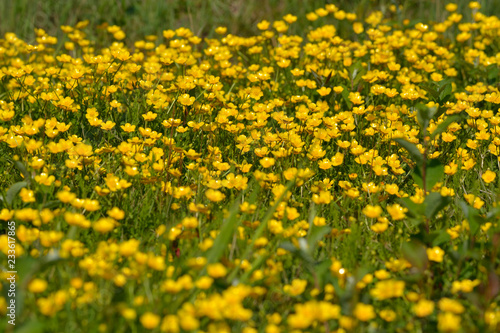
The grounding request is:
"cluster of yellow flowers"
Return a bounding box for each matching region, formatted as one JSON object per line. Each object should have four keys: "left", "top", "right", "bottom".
{"left": 1, "top": 1, "right": 500, "bottom": 332}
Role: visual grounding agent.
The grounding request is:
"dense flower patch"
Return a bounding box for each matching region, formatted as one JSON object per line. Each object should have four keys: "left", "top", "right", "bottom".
{"left": 1, "top": 1, "right": 500, "bottom": 332}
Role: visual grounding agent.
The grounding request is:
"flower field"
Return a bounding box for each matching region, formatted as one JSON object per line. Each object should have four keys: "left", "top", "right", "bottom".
{"left": 1, "top": 1, "right": 500, "bottom": 332}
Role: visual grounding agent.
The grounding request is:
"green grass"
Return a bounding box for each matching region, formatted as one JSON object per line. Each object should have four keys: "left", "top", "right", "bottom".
{"left": 2, "top": 0, "right": 498, "bottom": 44}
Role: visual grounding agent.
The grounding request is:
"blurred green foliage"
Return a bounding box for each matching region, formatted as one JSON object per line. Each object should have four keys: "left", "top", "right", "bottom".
{"left": 1, "top": 0, "right": 497, "bottom": 44}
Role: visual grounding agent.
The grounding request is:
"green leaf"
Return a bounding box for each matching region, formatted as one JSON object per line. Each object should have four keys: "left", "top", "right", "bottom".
{"left": 458, "top": 200, "right": 485, "bottom": 236}
{"left": 402, "top": 241, "right": 428, "bottom": 272}
{"left": 420, "top": 83, "right": 439, "bottom": 101}
{"left": 487, "top": 65, "right": 499, "bottom": 81}
{"left": 307, "top": 202, "right": 317, "bottom": 229}
{"left": 349, "top": 60, "right": 364, "bottom": 82}
{"left": 400, "top": 197, "right": 425, "bottom": 217}
{"left": 429, "top": 230, "right": 451, "bottom": 246}
{"left": 425, "top": 159, "right": 444, "bottom": 190}
{"left": 486, "top": 207, "right": 500, "bottom": 220}
{"left": 430, "top": 115, "right": 463, "bottom": 139}
{"left": 307, "top": 226, "right": 331, "bottom": 251}
{"left": 6, "top": 181, "right": 28, "bottom": 206}
{"left": 438, "top": 81, "right": 453, "bottom": 102}
{"left": 279, "top": 240, "right": 315, "bottom": 272}
{"left": 314, "top": 259, "right": 332, "bottom": 289}
{"left": 434, "top": 106, "right": 448, "bottom": 120}
{"left": 12, "top": 160, "right": 31, "bottom": 184}
{"left": 206, "top": 188, "right": 252, "bottom": 265}
{"left": 393, "top": 138, "right": 423, "bottom": 165}
{"left": 279, "top": 242, "right": 298, "bottom": 254}
{"left": 413, "top": 159, "right": 444, "bottom": 191}
{"left": 340, "top": 85, "right": 352, "bottom": 109}
{"left": 15, "top": 319, "right": 45, "bottom": 333}
{"left": 424, "top": 192, "right": 450, "bottom": 220}
{"left": 411, "top": 165, "right": 424, "bottom": 189}
{"left": 416, "top": 104, "right": 437, "bottom": 134}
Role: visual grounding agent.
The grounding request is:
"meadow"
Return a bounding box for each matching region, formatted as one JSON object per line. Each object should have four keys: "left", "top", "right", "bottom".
{"left": 0, "top": 0, "right": 500, "bottom": 332}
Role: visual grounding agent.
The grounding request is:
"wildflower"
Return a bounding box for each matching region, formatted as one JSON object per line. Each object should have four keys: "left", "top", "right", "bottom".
{"left": 316, "top": 87, "right": 331, "bottom": 96}
{"left": 438, "top": 298, "right": 465, "bottom": 314}
{"left": 284, "top": 279, "right": 307, "bottom": 296}
{"left": 427, "top": 246, "right": 445, "bottom": 263}
{"left": 260, "top": 157, "right": 275, "bottom": 168}
{"left": 354, "top": 303, "right": 375, "bottom": 321}
{"left": 482, "top": 170, "right": 496, "bottom": 184}
{"left": 438, "top": 312, "right": 461, "bottom": 332}
{"left": 353, "top": 22, "right": 364, "bottom": 34}
{"left": 195, "top": 276, "right": 213, "bottom": 289}
{"left": 207, "top": 263, "right": 227, "bottom": 278}
{"left": 19, "top": 188, "right": 36, "bottom": 203}
{"left": 178, "top": 94, "right": 195, "bottom": 106}
{"left": 93, "top": 218, "right": 117, "bottom": 233}
{"left": 140, "top": 312, "right": 160, "bottom": 330}
{"left": 28, "top": 279, "right": 48, "bottom": 293}
{"left": 370, "top": 280, "right": 405, "bottom": 300}
{"left": 362, "top": 205, "right": 382, "bottom": 218}
{"left": 331, "top": 152, "right": 344, "bottom": 166}
{"left": 387, "top": 204, "right": 407, "bottom": 220}
{"left": 414, "top": 299, "right": 435, "bottom": 317}
{"left": 379, "top": 309, "right": 397, "bottom": 322}
{"left": 205, "top": 189, "right": 225, "bottom": 202}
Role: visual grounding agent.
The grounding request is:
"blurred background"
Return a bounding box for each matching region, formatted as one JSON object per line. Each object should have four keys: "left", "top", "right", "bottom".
{"left": 0, "top": 0, "right": 497, "bottom": 43}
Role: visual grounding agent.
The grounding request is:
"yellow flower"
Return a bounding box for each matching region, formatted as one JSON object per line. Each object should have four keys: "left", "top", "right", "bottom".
{"left": 113, "top": 30, "right": 126, "bottom": 40}
{"left": 283, "top": 14, "right": 297, "bottom": 24}
{"left": 182, "top": 216, "right": 198, "bottom": 229}
{"left": 215, "top": 26, "right": 227, "bottom": 35}
{"left": 431, "top": 73, "right": 443, "bottom": 81}
{"left": 113, "top": 274, "right": 127, "bottom": 287}
{"left": 427, "top": 246, "right": 445, "bottom": 263}
{"left": 0, "top": 209, "right": 14, "bottom": 221}
{"left": 318, "top": 158, "right": 332, "bottom": 170}
{"left": 370, "top": 279, "right": 405, "bottom": 300}
{"left": 438, "top": 298, "right": 465, "bottom": 314}
{"left": 469, "top": 1, "right": 481, "bottom": 9}
{"left": 445, "top": 3, "right": 457, "bottom": 12}
{"left": 353, "top": 22, "right": 364, "bottom": 34}
{"left": 482, "top": 170, "right": 496, "bottom": 184}
{"left": 195, "top": 276, "right": 213, "bottom": 289}
{"left": 93, "top": 217, "right": 117, "bottom": 233}
{"left": 121, "top": 308, "right": 136, "bottom": 320}
{"left": 178, "top": 94, "right": 195, "bottom": 106}
{"left": 316, "top": 87, "right": 331, "bottom": 96}
{"left": 28, "top": 278, "right": 48, "bottom": 293}
{"left": 205, "top": 189, "right": 226, "bottom": 202}
{"left": 120, "top": 123, "right": 136, "bottom": 132}
{"left": 362, "top": 205, "right": 382, "bottom": 219}
{"left": 19, "top": 188, "right": 36, "bottom": 203}
{"left": 354, "top": 303, "right": 375, "bottom": 321}
{"left": 283, "top": 279, "right": 307, "bottom": 296}
{"left": 260, "top": 157, "right": 275, "bottom": 168}
{"left": 74, "top": 143, "right": 93, "bottom": 157}
{"left": 414, "top": 299, "right": 435, "bottom": 317}
{"left": 379, "top": 309, "right": 396, "bottom": 322}
{"left": 387, "top": 203, "right": 407, "bottom": 220}
{"left": 107, "top": 207, "right": 125, "bottom": 220}
{"left": 331, "top": 152, "right": 344, "bottom": 166}
{"left": 140, "top": 312, "right": 160, "bottom": 330}
{"left": 438, "top": 312, "right": 461, "bottom": 332}
{"left": 207, "top": 263, "right": 227, "bottom": 278}
{"left": 371, "top": 222, "right": 388, "bottom": 233}
{"left": 257, "top": 20, "right": 270, "bottom": 30}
